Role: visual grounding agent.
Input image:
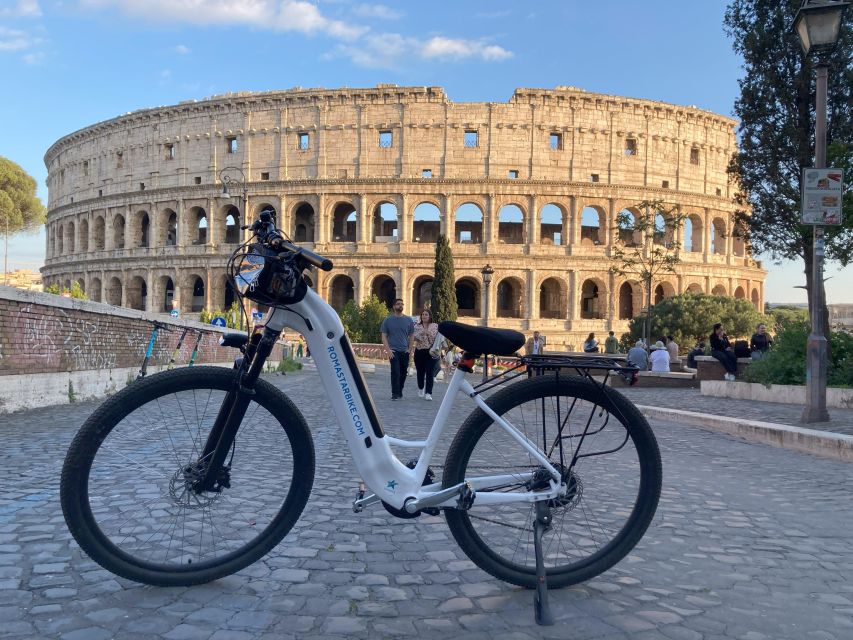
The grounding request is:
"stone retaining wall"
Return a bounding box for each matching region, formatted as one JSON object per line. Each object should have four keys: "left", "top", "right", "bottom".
{"left": 701, "top": 380, "right": 853, "bottom": 409}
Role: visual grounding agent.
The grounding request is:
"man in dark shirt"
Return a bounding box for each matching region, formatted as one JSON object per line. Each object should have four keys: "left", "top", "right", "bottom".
{"left": 380, "top": 298, "right": 414, "bottom": 400}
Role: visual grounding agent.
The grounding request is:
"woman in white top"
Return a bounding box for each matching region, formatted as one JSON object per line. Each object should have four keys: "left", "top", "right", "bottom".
{"left": 649, "top": 341, "right": 670, "bottom": 372}
{"left": 412, "top": 308, "right": 439, "bottom": 400}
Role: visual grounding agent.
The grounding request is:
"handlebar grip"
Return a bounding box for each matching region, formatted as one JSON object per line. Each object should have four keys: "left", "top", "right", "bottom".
{"left": 270, "top": 237, "right": 333, "bottom": 271}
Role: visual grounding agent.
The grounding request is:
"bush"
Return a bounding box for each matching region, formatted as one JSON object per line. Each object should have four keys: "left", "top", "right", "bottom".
{"left": 276, "top": 359, "right": 302, "bottom": 373}
{"left": 340, "top": 295, "right": 389, "bottom": 343}
{"left": 45, "top": 282, "right": 88, "bottom": 300}
{"left": 742, "top": 321, "right": 853, "bottom": 388}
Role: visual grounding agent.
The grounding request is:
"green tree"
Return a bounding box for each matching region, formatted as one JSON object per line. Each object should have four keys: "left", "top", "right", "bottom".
{"left": 44, "top": 282, "right": 88, "bottom": 300}
{"left": 1, "top": 156, "right": 46, "bottom": 284}
{"left": 610, "top": 199, "right": 685, "bottom": 350}
{"left": 724, "top": 1, "right": 853, "bottom": 337}
{"left": 626, "top": 293, "right": 767, "bottom": 348}
{"left": 340, "top": 295, "right": 389, "bottom": 343}
{"left": 431, "top": 234, "right": 457, "bottom": 323}
{"left": 766, "top": 304, "right": 809, "bottom": 330}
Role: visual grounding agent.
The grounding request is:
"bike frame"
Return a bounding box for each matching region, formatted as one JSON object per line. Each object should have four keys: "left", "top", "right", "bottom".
{"left": 261, "top": 287, "right": 562, "bottom": 511}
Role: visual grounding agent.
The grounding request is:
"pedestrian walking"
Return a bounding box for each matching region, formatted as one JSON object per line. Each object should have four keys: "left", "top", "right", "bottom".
{"left": 709, "top": 322, "right": 738, "bottom": 381}
{"left": 296, "top": 337, "right": 304, "bottom": 359}
{"left": 412, "top": 308, "right": 440, "bottom": 400}
{"left": 583, "top": 332, "right": 599, "bottom": 353}
{"left": 380, "top": 298, "right": 414, "bottom": 400}
{"left": 525, "top": 330, "right": 547, "bottom": 355}
{"left": 604, "top": 330, "right": 619, "bottom": 354}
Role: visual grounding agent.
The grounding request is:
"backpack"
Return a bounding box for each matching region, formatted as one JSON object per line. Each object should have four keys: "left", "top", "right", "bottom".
{"left": 733, "top": 340, "right": 750, "bottom": 358}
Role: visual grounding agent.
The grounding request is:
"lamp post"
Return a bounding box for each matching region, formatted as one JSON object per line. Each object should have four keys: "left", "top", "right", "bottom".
{"left": 793, "top": 0, "right": 848, "bottom": 423}
{"left": 481, "top": 264, "right": 494, "bottom": 382}
{"left": 219, "top": 166, "right": 249, "bottom": 242}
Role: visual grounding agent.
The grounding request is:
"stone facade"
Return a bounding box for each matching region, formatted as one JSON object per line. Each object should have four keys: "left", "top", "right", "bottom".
{"left": 42, "top": 85, "right": 765, "bottom": 348}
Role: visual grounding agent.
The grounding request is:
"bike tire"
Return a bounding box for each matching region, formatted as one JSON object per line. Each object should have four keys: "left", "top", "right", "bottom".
{"left": 443, "top": 374, "right": 661, "bottom": 589}
{"left": 61, "top": 366, "right": 314, "bottom": 586}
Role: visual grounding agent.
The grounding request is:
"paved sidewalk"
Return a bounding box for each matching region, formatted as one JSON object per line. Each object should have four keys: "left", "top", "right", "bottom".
{"left": 0, "top": 365, "right": 851, "bottom": 639}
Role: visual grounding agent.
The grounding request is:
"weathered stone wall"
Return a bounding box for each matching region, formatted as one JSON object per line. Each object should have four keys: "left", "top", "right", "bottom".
{"left": 41, "top": 85, "right": 766, "bottom": 348}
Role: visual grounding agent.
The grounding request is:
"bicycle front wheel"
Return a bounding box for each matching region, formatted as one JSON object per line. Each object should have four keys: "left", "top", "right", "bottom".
{"left": 443, "top": 374, "right": 661, "bottom": 589}
{"left": 61, "top": 366, "right": 314, "bottom": 586}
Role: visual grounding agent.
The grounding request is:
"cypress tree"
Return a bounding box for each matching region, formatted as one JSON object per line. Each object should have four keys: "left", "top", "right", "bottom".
{"left": 432, "top": 234, "right": 457, "bottom": 323}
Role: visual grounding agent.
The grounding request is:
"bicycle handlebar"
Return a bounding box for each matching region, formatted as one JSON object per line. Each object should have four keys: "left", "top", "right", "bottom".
{"left": 249, "top": 212, "right": 334, "bottom": 272}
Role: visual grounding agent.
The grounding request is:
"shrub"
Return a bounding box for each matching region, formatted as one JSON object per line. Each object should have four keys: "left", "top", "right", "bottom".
{"left": 276, "top": 359, "right": 302, "bottom": 374}
{"left": 340, "top": 295, "right": 388, "bottom": 343}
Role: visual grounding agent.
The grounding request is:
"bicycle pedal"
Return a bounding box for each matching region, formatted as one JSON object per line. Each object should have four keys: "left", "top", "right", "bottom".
{"left": 456, "top": 482, "right": 476, "bottom": 510}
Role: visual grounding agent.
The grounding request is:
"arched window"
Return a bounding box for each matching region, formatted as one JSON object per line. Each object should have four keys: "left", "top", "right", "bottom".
{"left": 413, "top": 275, "right": 434, "bottom": 312}
{"left": 455, "top": 277, "right": 480, "bottom": 317}
{"left": 413, "top": 203, "right": 440, "bottom": 244}
{"left": 371, "top": 275, "right": 396, "bottom": 308}
{"left": 373, "top": 202, "right": 398, "bottom": 242}
{"left": 90, "top": 277, "right": 102, "bottom": 303}
{"left": 496, "top": 278, "right": 523, "bottom": 318}
{"left": 580, "top": 207, "right": 603, "bottom": 245}
{"left": 224, "top": 206, "right": 240, "bottom": 244}
{"left": 580, "top": 279, "right": 604, "bottom": 319}
{"left": 455, "top": 203, "right": 483, "bottom": 244}
{"left": 498, "top": 204, "right": 524, "bottom": 244}
{"left": 539, "top": 278, "right": 564, "bottom": 319}
{"left": 113, "top": 215, "right": 125, "bottom": 249}
{"left": 329, "top": 275, "right": 354, "bottom": 311}
{"left": 94, "top": 216, "right": 105, "bottom": 250}
{"left": 127, "top": 276, "right": 147, "bottom": 311}
{"left": 619, "top": 282, "right": 636, "bottom": 319}
{"left": 294, "top": 203, "right": 315, "bottom": 243}
{"left": 79, "top": 219, "right": 89, "bottom": 253}
{"left": 106, "top": 276, "right": 122, "bottom": 306}
{"left": 539, "top": 204, "right": 563, "bottom": 246}
{"left": 161, "top": 276, "right": 174, "bottom": 312}
{"left": 618, "top": 209, "right": 638, "bottom": 246}
{"left": 332, "top": 203, "right": 357, "bottom": 242}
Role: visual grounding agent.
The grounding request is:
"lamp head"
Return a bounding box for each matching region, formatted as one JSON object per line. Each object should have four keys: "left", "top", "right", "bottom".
{"left": 481, "top": 263, "right": 494, "bottom": 284}
{"left": 793, "top": 0, "right": 849, "bottom": 56}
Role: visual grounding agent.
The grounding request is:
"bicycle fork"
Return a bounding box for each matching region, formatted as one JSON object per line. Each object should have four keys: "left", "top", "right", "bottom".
{"left": 193, "top": 326, "right": 280, "bottom": 492}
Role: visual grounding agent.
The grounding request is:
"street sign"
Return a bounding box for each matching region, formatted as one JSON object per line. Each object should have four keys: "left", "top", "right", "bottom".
{"left": 211, "top": 316, "right": 226, "bottom": 327}
{"left": 252, "top": 311, "right": 264, "bottom": 323}
{"left": 169, "top": 309, "right": 179, "bottom": 318}
{"left": 802, "top": 168, "right": 843, "bottom": 225}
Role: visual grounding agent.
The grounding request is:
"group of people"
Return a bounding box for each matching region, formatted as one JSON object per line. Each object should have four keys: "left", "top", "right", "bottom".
{"left": 380, "top": 299, "right": 447, "bottom": 401}
{"left": 706, "top": 322, "right": 772, "bottom": 380}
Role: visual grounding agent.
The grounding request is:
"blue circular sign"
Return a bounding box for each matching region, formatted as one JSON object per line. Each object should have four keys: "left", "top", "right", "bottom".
{"left": 169, "top": 309, "right": 179, "bottom": 318}
{"left": 211, "top": 317, "right": 226, "bottom": 327}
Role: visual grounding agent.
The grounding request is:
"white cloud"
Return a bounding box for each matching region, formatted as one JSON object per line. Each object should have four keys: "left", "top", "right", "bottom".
{"left": 0, "top": 26, "right": 38, "bottom": 51}
{"left": 77, "top": 1, "right": 366, "bottom": 40}
{"left": 352, "top": 4, "right": 401, "bottom": 20}
{"left": 173, "top": 44, "right": 190, "bottom": 54}
{"left": 0, "top": 0, "right": 42, "bottom": 17}
{"left": 420, "top": 36, "right": 513, "bottom": 61}
{"left": 23, "top": 51, "right": 46, "bottom": 64}
{"left": 331, "top": 33, "right": 514, "bottom": 69}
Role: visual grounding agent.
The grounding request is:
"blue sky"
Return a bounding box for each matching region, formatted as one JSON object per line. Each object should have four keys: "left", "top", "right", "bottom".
{"left": 1, "top": 0, "right": 850, "bottom": 303}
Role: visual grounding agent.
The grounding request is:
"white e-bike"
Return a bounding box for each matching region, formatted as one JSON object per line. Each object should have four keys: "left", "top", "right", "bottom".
{"left": 61, "top": 212, "right": 661, "bottom": 625}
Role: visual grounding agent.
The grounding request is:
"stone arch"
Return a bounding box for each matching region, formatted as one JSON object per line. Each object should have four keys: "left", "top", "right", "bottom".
{"left": 734, "top": 285, "right": 746, "bottom": 299}
{"left": 75, "top": 278, "right": 85, "bottom": 294}
{"left": 686, "top": 282, "right": 703, "bottom": 294}
{"left": 63, "top": 278, "right": 72, "bottom": 290}
{"left": 412, "top": 275, "right": 434, "bottom": 312}
{"left": 79, "top": 218, "right": 89, "bottom": 253}
{"left": 496, "top": 276, "right": 524, "bottom": 318}
{"left": 129, "top": 210, "right": 150, "bottom": 248}
{"left": 539, "top": 277, "right": 566, "bottom": 319}
{"left": 112, "top": 213, "right": 126, "bottom": 249}
{"left": 158, "top": 275, "right": 175, "bottom": 312}
{"left": 580, "top": 278, "right": 606, "bottom": 319}
{"left": 217, "top": 204, "right": 241, "bottom": 244}
{"left": 498, "top": 203, "right": 525, "bottom": 244}
{"left": 751, "top": 288, "right": 760, "bottom": 309}
{"left": 292, "top": 202, "right": 315, "bottom": 242}
{"left": 732, "top": 234, "right": 745, "bottom": 257}
{"left": 617, "top": 207, "right": 641, "bottom": 246}
{"left": 371, "top": 274, "right": 396, "bottom": 308}
{"left": 188, "top": 207, "right": 207, "bottom": 245}
{"left": 57, "top": 224, "right": 64, "bottom": 255}
{"left": 413, "top": 202, "right": 441, "bottom": 244}
{"left": 711, "top": 284, "right": 727, "bottom": 296}
{"left": 455, "top": 202, "right": 483, "bottom": 244}
{"left": 331, "top": 201, "right": 357, "bottom": 242}
{"left": 455, "top": 276, "right": 481, "bottom": 317}
{"left": 126, "top": 275, "right": 147, "bottom": 311}
{"left": 654, "top": 281, "right": 676, "bottom": 304}
{"left": 618, "top": 280, "right": 642, "bottom": 320}
{"left": 89, "top": 276, "right": 102, "bottom": 303}
{"left": 372, "top": 201, "right": 398, "bottom": 242}
{"left": 65, "top": 221, "right": 75, "bottom": 254}
{"left": 157, "top": 208, "right": 177, "bottom": 246}
{"left": 93, "top": 216, "right": 105, "bottom": 250}
{"left": 711, "top": 217, "right": 726, "bottom": 254}
{"left": 653, "top": 212, "right": 667, "bottom": 246}
{"left": 685, "top": 213, "right": 703, "bottom": 252}
{"left": 329, "top": 274, "right": 354, "bottom": 311}
{"left": 539, "top": 203, "right": 565, "bottom": 246}
{"left": 105, "top": 276, "right": 122, "bottom": 306}
{"left": 580, "top": 206, "right": 605, "bottom": 246}
{"left": 189, "top": 274, "right": 206, "bottom": 312}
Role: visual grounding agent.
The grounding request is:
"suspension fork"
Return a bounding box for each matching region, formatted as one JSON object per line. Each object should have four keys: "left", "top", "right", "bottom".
{"left": 195, "top": 326, "right": 281, "bottom": 491}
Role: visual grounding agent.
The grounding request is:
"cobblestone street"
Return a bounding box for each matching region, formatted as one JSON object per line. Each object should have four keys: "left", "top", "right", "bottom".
{"left": 1, "top": 365, "right": 851, "bottom": 639}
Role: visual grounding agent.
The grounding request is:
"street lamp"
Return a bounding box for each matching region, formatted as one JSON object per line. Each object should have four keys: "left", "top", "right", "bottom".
{"left": 793, "top": 0, "right": 848, "bottom": 423}
{"left": 481, "top": 263, "right": 494, "bottom": 382}
{"left": 219, "top": 166, "right": 249, "bottom": 241}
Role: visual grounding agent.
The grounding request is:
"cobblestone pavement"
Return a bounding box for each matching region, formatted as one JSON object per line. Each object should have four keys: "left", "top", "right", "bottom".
{"left": 1, "top": 364, "right": 851, "bottom": 639}
{"left": 615, "top": 387, "right": 853, "bottom": 436}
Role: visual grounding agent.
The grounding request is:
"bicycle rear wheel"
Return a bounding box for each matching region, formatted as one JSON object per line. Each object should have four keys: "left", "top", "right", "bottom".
{"left": 443, "top": 374, "right": 661, "bottom": 589}
{"left": 61, "top": 366, "right": 314, "bottom": 586}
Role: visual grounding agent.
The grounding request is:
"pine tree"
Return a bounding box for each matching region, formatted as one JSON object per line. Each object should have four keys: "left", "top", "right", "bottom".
{"left": 431, "top": 234, "right": 457, "bottom": 323}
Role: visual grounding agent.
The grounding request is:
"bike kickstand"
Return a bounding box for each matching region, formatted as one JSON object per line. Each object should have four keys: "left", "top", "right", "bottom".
{"left": 533, "top": 500, "right": 555, "bottom": 626}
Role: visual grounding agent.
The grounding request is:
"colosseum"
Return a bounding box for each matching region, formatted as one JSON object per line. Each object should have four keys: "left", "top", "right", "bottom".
{"left": 42, "top": 84, "right": 765, "bottom": 348}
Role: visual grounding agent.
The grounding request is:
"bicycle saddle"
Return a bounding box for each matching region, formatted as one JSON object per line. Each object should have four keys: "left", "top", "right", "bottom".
{"left": 438, "top": 321, "right": 525, "bottom": 356}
